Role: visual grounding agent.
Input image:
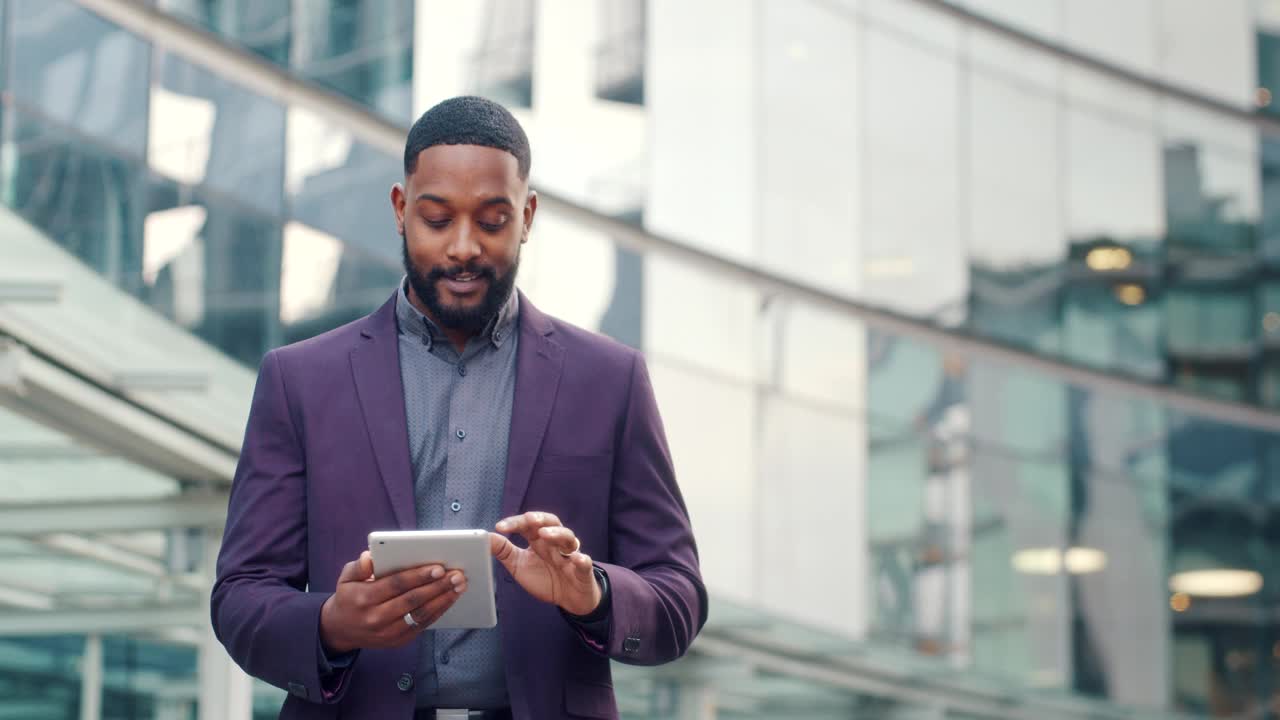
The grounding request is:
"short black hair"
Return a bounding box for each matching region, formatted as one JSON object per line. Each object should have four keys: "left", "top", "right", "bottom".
{"left": 403, "top": 96, "right": 531, "bottom": 179}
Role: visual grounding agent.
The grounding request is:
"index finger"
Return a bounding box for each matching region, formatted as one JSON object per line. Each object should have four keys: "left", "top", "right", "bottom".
{"left": 365, "top": 563, "right": 447, "bottom": 604}
{"left": 496, "top": 511, "right": 562, "bottom": 543}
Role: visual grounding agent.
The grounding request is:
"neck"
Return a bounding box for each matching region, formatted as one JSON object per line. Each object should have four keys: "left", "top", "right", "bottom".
{"left": 406, "top": 284, "right": 476, "bottom": 354}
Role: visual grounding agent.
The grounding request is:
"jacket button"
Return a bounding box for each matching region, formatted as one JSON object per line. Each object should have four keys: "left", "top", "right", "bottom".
{"left": 397, "top": 673, "right": 414, "bottom": 692}
{"left": 623, "top": 636, "right": 641, "bottom": 653}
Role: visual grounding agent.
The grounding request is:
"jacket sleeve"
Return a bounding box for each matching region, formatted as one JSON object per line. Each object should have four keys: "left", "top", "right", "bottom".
{"left": 594, "top": 352, "right": 708, "bottom": 665}
{"left": 210, "top": 349, "right": 351, "bottom": 704}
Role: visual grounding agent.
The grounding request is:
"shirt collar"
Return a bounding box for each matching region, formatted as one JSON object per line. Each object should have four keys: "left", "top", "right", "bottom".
{"left": 395, "top": 277, "right": 519, "bottom": 351}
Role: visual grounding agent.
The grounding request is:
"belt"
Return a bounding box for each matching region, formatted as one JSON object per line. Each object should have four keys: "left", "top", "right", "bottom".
{"left": 413, "top": 709, "right": 512, "bottom": 720}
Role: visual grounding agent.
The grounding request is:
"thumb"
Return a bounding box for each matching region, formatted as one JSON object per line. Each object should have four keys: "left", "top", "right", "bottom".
{"left": 339, "top": 550, "right": 375, "bottom": 584}
{"left": 489, "top": 532, "right": 520, "bottom": 573}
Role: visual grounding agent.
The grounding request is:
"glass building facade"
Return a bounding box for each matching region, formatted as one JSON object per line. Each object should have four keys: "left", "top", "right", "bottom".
{"left": 1, "top": 0, "right": 1280, "bottom": 718}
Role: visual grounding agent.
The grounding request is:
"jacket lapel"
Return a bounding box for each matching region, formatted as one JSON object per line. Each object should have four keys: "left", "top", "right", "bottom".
{"left": 501, "top": 292, "right": 564, "bottom": 519}
{"left": 349, "top": 294, "right": 416, "bottom": 530}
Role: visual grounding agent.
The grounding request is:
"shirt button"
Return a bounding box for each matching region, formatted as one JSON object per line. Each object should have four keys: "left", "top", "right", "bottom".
{"left": 456, "top": 429, "right": 466, "bottom": 440}
{"left": 396, "top": 673, "right": 413, "bottom": 692}
{"left": 458, "top": 363, "right": 467, "bottom": 376}
{"left": 450, "top": 500, "right": 462, "bottom": 512}
{"left": 440, "top": 651, "right": 451, "bottom": 665}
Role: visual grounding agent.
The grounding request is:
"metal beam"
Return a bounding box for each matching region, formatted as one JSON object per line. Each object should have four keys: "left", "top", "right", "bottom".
{"left": 0, "top": 340, "right": 237, "bottom": 483}
{"left": 0, "top": 604, "right": 203, "bottom": 636}
{"left": 0, "top": 281, "right": 61, "bottom": 304}
{"left": 0, "top": 496, "right": 227, "bottom": 535}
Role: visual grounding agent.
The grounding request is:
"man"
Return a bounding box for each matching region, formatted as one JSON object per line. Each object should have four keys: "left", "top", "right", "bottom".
{"left": 211, "top": 96, "right": 707, "bottom": 719}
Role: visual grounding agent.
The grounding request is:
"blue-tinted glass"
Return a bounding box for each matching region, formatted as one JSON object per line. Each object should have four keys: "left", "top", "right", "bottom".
{"left": 153, "top": 49, "right": 285, "bottom": 215}
{"left": 292, "top": 0, "right": 413, "bottom": 121}
{"left": 288, "top": 136, "right": 399, "bottom": 267}
{"left": 279, "top": 231, "right": 401, "bottom": 346}
{"left": 470, "top": 0, "right": 535, "bottom": 108}
{"left": 595, "top": 0, "right": 645, "bottom": 105}
{"left": 10, "top": 0, "right": 151, "bottom": 156}
{"left": 1, "top": 104, "right": 145, "bottom": 282}
{"left": 143, "top": 174, "right": 282, "bottom": 368}
{"left": 156, "top": 0, "right": 290, "bottom": 64}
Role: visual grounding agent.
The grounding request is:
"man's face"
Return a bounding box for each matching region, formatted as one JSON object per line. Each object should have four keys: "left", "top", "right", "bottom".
{"left": 391, "top": 144, "right": 535, "bottom": 334}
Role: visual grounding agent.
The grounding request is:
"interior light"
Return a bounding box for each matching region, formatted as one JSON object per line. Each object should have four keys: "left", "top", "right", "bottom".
{"left": 1064, "top": 547, "right": 1107, "bottom": 574}
{"left": 1263, "top": 312, "right": 1280, "bottom": 334}
{"left": 1012, "top": 547, "right": 1107, "bottom": 575}
{"left": 1012, "top": 547, "right": 1060, "bottom": 575}
{"left": 1085, "top": 246, "right": 1133, "bottom": 272}
{"left": 1258, "top": 87, "right": 1274, "bottom": 108}
{"left": 1170, "top": 592, "right": 1191, "bottom": 612}
{"left": 1115, "top": 283, "right": 1146, "bottom": 306}
{"left": 1169, "top": 569, "right": 1263, "bottom": 598}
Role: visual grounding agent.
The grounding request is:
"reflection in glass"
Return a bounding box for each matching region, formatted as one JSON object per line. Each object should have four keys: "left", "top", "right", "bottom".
{"left": 595, "top": 0, "right": 645, "bottom": 105}
{"left": 292, "top": 0, "right": 414, "bottom": 121}
{"left": 157, "top": 0, "right": 290, "bottom": 64}
{"left": 286, "top": 106, "right": 400, "bottom": 267}
{"left": 470, "top": 0, "right": 537, "bottom": 108}
{"left": 143, "top": 176, "right": 282, "bottom": 368}
{"left": 9, "top": 0, "right": 151, "bottom": 155}
{"left": 279, "top": 222, "right": 400, "bottom": 345}
{"left": 0, "top": 106, "right": 144, "bottom": 284}
{"left": 153, "top": 49, "right": 286, "bottom": 214}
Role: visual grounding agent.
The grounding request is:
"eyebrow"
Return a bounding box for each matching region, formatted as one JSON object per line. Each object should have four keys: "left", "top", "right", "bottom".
{"left": 415, "top": 193, "right": 514, "bottom": 209}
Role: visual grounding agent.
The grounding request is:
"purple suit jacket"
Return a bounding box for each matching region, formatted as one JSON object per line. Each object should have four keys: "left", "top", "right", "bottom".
{"left": 211, "top": 291, "right": 707, "bottom": 719}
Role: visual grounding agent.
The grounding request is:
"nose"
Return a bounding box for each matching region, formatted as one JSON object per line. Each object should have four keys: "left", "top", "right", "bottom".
{"left": 444, "top": 221, "right": 482, "bottom": 265}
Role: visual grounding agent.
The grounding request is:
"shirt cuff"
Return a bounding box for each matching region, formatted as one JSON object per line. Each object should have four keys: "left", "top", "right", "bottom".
{"left": 561, "top": 566, "right": 612, "bottom": 651}
{"left": 316, "top": 624, "right": 359, "bottom": 701}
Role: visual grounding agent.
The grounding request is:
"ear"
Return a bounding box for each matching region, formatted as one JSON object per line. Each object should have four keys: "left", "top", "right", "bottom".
{"left": 390, "top": 183, "right": 407, "bottom": 234}
{"left": 522, "top": 190, "right": 538, "bottom": 244}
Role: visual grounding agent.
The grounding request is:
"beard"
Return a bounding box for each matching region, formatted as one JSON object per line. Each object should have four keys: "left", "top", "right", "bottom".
{"left": 401, "top": 232, "right": 519, "bottom": 335}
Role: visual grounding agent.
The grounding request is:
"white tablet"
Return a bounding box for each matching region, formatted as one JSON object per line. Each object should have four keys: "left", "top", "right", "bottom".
{"left": 367, "top": 529, "right": 497, "bottom": 630}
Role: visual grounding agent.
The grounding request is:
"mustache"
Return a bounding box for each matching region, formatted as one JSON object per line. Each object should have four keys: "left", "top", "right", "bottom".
{"left": 426, "top": 263, "right": 498, "bottom": 282}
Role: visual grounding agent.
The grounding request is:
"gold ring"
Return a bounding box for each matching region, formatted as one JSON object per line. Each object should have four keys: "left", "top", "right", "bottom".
{"left": 558, "top": 538, "right": 581, "bottom": 558}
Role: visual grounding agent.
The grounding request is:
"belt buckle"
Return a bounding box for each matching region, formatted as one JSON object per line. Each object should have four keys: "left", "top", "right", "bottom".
{"left": 435, "top": 711, "right": 470, "bottom": 720}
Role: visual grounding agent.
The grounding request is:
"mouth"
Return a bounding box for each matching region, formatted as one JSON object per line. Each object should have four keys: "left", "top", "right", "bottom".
{"left": 440, "top": 272, "right": 489, "bottom": 296}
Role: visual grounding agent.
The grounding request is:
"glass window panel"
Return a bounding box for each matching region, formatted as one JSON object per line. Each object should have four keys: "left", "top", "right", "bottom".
{"left": 143, "top": 175, "right": 283, "bottom": 368}
{"left": 1061, "top": 0, "right": 1158, "bottom": 76}
{"left": 1157, "top": 0, "right": 1254, "bottom": 107}
{"left": 594, "top": 0, "right": 645, "bottom": 105}
{"left": 1064, "top": 103, "right": 1163, "bottom": 243}
{"left": 10, "top": 0, "right": 151, "bottom": 156}
{"left": 152, "top": 49, "right": 286, "bottom": 215}
{"left": 286, "top": 106, "right": 400, "bottom": 267}
{"left": 467, "top": 0, "right": 535, "bottom": 109}
{"left": 156, "top": 0, "right": 291, "bottom": 64}
{"left": 758, "top": 397, "right": 866, "bottom": 637}
{"left": 279, "top": 222, "right": 401, "bottom": 345}
{"left": 758, "top": 0, "right": 860, "bottom": 295}
{"left": 518, "top": 206, "right": 617, "bottom": 333}
{"left": 769, "top": 301, "right": 865, "bottom": 412}
{"left": 292, "top": 0, "right": 414, "bottom": 121}
{"left": 862, "top": 24, "right": 966, "bottom": 316}
{"left": 642, "top": 255, "right": 761, "bottom": 384}
{"left": 967, "top": 71, "right": 1064, "bottom": 279}
{"left": 646, "top": 360, "right": 756, "bottom": 606}
{"left": 0, "top": 104, "right": 145, "bottom": 285}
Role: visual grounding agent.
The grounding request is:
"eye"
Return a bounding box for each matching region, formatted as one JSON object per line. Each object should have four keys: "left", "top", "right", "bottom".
{"left": 478, "top": 215, "right": 509, "bottom": 232}
{"left": 424, "top": 218, "right": 451, "bottom": 229}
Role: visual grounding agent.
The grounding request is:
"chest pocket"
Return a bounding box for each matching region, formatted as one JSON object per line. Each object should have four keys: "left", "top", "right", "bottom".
{"left": 535, "top": 453, "right": 613, "bottom": 477}
{"left": 527, "top": 453, "right": 613, "bottom": 542}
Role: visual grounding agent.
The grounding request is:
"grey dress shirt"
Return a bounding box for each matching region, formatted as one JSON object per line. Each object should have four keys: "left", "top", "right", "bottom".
{"left": 396, "top": 282, "right": 519, "bottom": 709}
{"left": 318, "top": 282, "right": 612, "bottom": 706}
